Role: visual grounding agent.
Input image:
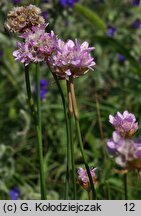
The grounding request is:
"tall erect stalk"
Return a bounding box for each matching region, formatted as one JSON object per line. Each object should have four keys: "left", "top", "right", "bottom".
{"left": 34, "top": 0, "right": 46, "bottom": 201}
{"left": 69, "top": 75, "right": 97, "bottom": 200}
{"left": 36, "top": 64, "right": 42, "bottom": 130}
{"left": 24, "top": 65, "right": 46, "bottom": 200}
{"left": 67, "top": 80, "right": 77, "bottom": 199}
{"left": 35, "top": 64, "right": 47, "bottom": 199}
{"left": 24, "top": 66, "right": 36, "bottom": 124}
{"left": 51, "top": 73, "right": 71, "bottom": 200}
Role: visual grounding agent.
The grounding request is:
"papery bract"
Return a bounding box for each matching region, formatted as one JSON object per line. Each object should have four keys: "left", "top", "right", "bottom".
{"left": 5, "top": 4, "right": 45, "bottom": 33}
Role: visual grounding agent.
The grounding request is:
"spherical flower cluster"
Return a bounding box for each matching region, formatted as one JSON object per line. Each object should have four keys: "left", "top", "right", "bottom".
{"left": 109, "top": 111, "right": 138, "bottom": 138}
{"left": 13, "top": 24, "right": 58, "bottom": 65}
{"left": 10, "top": 5, "right": 95, "bottom": 78}
{"left": 77, "top": 167, "right": 97, "bottom": 191}
{"left": 107, "top": 111, "right": 141, "bottom": 170}
{"left": 107, "top": 131, "right": 141, "bottom": 168}
{"left": 49, "top": 39, "right": 95, "bottom": 79}
{"left": 5, "top": 4, "right": 45, "bottom": 33}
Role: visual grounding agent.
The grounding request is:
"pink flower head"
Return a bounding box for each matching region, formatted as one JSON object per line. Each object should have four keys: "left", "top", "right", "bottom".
{"left": 49, "top": 39, "right": 95, "bottom": 79}
{"left": 13, "top": 24, "right": 58, "bottom": 65}
{"left": 77, "top": 167, "right": 97, "bottom": 191}
{"left": 107, "top": 131, "right": 124, "bottom": 155}
{"left": 107, "top": 131, "right": 141, "bottom": 169}
{"left": 109, "top": 111, "right": 138, "bottom": 138}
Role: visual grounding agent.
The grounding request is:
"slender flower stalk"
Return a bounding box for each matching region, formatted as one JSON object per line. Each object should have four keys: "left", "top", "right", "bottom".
{"left": 47, "top": 59, "right": 71, "bottom": 199}
{"left": 35, "top": 64, "right": 47, "bottom": 199}
{"left": 75, "top": 120, "right": 96, "bottom": 199}
{"left": 105, "top": 182, "right": 111, "bottom": 200}
{"left": 36, "top": 64, "right": 42, "bottom": 130}
{"left": 24, "top": 65, "right": 46, "bottom": 199}
{"left": 67, "top": 80, "right": 77, "bottom": 199}
{"left": 69, "top": 76, "right": 97, "bottom": 199}
{"left": 24, "top": 66, "right": 37, "bottom": 124}
{"left": 63, "top": 83, "right": 71, "bottom": 200}
{"left": 34, "top": 0, "right": 46, "bottom": 201}
{"left": 69, "top": 114, "right": 76, "bottom": 199}
{"left": 88, "top": 190, "right": 93, "bottom": 200}
{"left": 49, "top": 37, "right": 96, "bottom": 199}
{"left": 51, "top": 73, "right": 71, "bottom": 200}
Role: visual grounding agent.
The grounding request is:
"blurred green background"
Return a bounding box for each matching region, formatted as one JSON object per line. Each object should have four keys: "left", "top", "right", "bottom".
{"left": 0, "top": 0, "right": 141, "bottom": 199}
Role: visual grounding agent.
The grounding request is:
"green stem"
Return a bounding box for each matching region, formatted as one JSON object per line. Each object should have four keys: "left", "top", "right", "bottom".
{"left": 123, "top": 173, "right": 128, "bottom": 200}
{"left": 106, "top": 182, "right": 111, "bottom": 200}
{"left": 51, "top": 73, "right": 70, "bottom": 200}
{"left": 24, "top": 66, "right": 37, "bottom": 124}
{"left": 24, "top": 65, "right": 46, "bottom": 200}
{"left": 36, "top": 126, "right": 46, "bottom": 200}
{"left": 69, "top": 114, "right": 76, "bottom": 199}
{"left": 67, "top": 81, "right": 76, "bottom": 200}
{"left": 36, "top": 64, "right": 42, "bottom": 130}
{"left": 75, "top": 120, "right": 96, "bottom": 199}
{"left": 35, "top": 64, "right": 47, "bottom": 200}
{"left": 69, "top": 76, "right": 97, "bottom": 200}
{"left": 88, "top": 190, "right": 93, "bottom": 200}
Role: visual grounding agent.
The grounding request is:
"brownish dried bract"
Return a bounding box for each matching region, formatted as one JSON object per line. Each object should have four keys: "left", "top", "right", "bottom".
{"left": 5, "top": 4, "right": 45, "bottom": 33}
{"left": 113, "top": 158, "right": 141, "bottom": 174}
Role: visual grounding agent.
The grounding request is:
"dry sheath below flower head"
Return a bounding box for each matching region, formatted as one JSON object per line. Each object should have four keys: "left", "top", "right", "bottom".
{"left": 5, "top": 4, "right": 45, "bottom": 33}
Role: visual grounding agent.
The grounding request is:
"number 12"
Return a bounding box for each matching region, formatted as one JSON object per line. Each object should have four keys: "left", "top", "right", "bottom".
{"left": 124, "top": 203, "right": 135, "bottom": 211}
